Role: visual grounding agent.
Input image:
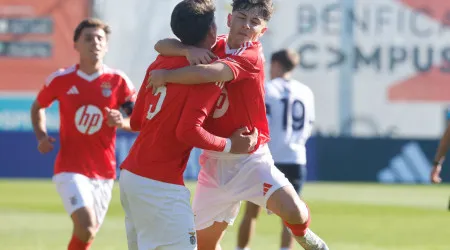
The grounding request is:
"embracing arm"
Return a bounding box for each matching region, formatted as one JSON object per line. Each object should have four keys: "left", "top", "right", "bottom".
{"left": 149, "top": 62, "right": 234, "bottom": 89}
{"left": 154, "top": 38, "right": 189, "bottom": 57}
{"left": 154, "top": 38, "right": 216, "bottom": 65}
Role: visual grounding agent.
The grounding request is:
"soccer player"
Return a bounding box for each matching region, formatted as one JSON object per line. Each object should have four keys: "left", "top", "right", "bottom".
{"left": 431, "top": 122, "right": 450, "bottom": 184}
{"left": 149, "top": 1, "right": 329, "bottom": 249}
{"left": 236, "top": 49, "right": 315, "bottom": 250}
{"left": 431, "top": 121, "right": 450, "bottom": 209}
{"left": 30, "top": 18, "right": 136, "bottom": 250}
{"left": 119, "top": 1, "right": 257, "bottom": 249}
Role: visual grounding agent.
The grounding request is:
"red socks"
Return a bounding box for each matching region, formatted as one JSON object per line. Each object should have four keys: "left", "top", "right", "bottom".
{"left": 283, "top": 203, "right": 311, "bottom": 237}
{"left": 68, "top": 234, "right": 92, "bottom": 250}
{"left": 284, "top": 216, "right": 311, "bottom": 237}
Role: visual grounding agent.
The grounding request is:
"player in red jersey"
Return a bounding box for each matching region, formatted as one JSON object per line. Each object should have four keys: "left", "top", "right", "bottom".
{"left": 30, "top": 18, "right": 136, "bottom": 250}
{"left": 149, "top": 1, "right": 329, "bottom": 250}
{"left": 119, "top": 1, "right": 257, "bottom": 249}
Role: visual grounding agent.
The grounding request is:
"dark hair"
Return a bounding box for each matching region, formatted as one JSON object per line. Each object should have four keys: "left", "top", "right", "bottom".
{"left": 271, "top": 49, "right": 300, "bottom": 72}
{"left": 73, "top": 18, "right": 111, "bottom": 42}
{"left": 231, "top": 0, "right": 273, "bottom": 21}
{"left": 171, "top": 0, "right": 216, "bottom": 46}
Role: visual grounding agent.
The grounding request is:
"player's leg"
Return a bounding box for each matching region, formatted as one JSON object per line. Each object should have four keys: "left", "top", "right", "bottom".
{"left": 91, "top": 178, "right": 114, "bottom": 230}
{"left": 236, "top": 201, "right": 261, "bottom": 250}
{"left": 120, "top": 169, "right": 196, "bottom": 250}
{"left": 267, "top": 185, "right": 328, "bottom": 250}
{"left": 277, "top": 164, "right": 307, "bottom": 250}
{"left": 53, "top": 173, "right": 100, "bottom": 250}
{"left": 280, "top": 223, "right": 293, "bottom": 250}
{"left": 193, "top": 190, "right": 239, "bottom": 250}
{"left": 240, "top": 145, "right": 327, "bottom": 250}
{"left": 119, "top": 170, "right": 160, "bottom": 250}
{"left": 119, "top": 172, "right": 138, "bottom": 250}
{"left": 197, "top": 221, "right": 229, "bottom": 250}
{"left": 155, "top": 186, "right": 197, "bottom": 250}
{"left": 157, "top": 221, "right": 228, "bottom": 250}
{"left": 193, "top": 154, "right": 244, "bottom": 250}
{"left": 70, "top": 207, "right": 97, "bottom": 249}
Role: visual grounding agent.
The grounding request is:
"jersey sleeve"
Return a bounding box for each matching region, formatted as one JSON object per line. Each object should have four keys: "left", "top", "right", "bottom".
{"left": 129, "top": 72, "right": 149, "bottom": 131}
{"left": 117, "top": 71, "right": 137, "bottom": 105}
{"left": 217, "top": 52, "right": 260, "bottom": 84}
{"left": 175, "top": 83, "right": 227, "bottom": 151}
{"left": 36, "top": 71, "right": 62, "bottom": 108}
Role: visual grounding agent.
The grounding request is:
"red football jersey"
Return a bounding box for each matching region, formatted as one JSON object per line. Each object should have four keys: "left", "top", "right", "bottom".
{"left": 120, "top": 55, "right": 225, "bottom": 186}
{"left": 204, "top": 35, "right": 270, "bottom": 149}
{"left": 36, "top": 64, "right": 136, "bottom": 179}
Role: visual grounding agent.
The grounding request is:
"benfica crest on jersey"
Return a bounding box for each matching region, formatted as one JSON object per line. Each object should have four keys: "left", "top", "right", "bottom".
{"left": 101, "top": 82, "right": 112, "bottom": 97}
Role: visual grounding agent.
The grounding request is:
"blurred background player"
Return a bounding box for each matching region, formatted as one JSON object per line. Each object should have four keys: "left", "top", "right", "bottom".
{"left": 431, "top": 121, "right": 450, "bottom": 185}
{"left": 236, "top": 49, "right": 315, "bottom": 250}
{"left": 430, "top": 119, "right": 450, "bottom": 209}
{"left": 30, "top": 18, "right": 136, "bottom": 250}
{"left": 149, "top": 1, "right": 328, "bottom": 249}
{"left": 119, "top": 1, "right": 257, "bottom": 249}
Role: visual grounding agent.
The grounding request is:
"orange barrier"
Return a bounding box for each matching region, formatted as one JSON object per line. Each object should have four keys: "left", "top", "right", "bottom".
{"left": 0, "top": 0, "right": 90, "bottom": 92}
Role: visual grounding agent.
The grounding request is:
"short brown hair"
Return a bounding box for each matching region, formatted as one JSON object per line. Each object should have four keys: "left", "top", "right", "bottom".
{"left": 171, "top": 0, "right": 216, "bottom": 46}
{"left": 73, "top": 18, "right": 111, "bottom": 42}
{"left": 271, "top": 49, "right": 300, "bottom": 72}
{"left": 231, "top": 0, "right": 274, "bottom": 21}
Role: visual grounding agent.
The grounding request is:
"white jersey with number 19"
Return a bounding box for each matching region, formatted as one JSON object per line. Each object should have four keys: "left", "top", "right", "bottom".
{"left": 265, "top": 77, "right": 315, "bottom": 165}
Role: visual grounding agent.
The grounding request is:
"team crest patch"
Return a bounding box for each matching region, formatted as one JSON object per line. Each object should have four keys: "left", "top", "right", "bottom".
{"left": 101, "top": 82, "right": 112, "bottom": 97}
{"left": 189, "top": 232, "right": 196, "bottom": 245}
{"left": 70, "top": 196, "right": 78, "bottom": 206}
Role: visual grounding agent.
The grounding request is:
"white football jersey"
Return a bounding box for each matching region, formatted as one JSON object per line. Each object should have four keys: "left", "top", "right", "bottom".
{"left": 265, "top": 77, "right": 315, "bottom": 165}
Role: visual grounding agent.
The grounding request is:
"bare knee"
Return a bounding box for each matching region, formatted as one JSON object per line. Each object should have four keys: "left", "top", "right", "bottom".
{"left": 197, "top": 221, "right": 228, "bottom": 250}
{"left": 282, "top": 202, "right": 308, "bottom": 224}
{"left": 71, "top": 207, "right": 98, "bottom": 242}
{"left": 75, "top": 225, "right": 97, "bottom": 242}
{"left": 267, "top": 186, "right": 309, "bottom": 224}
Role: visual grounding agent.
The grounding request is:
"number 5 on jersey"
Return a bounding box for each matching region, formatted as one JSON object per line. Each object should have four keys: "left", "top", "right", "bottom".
{"left": 147, "top": 86, "right": 167, "bottom": 120}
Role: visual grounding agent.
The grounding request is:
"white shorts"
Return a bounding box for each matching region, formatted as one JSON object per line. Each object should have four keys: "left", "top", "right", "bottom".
{"left": 192, "top": 144, "right": 292, "bottom": 230}
{"left": 52, "top": 172, "right": 113, "bottom": 226}
{"left": 119, "top": 170, "right": 197, "bottom": 250}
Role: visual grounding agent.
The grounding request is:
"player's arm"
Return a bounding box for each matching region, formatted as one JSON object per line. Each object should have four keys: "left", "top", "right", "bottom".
{"left": 119, "top": 101, "right": 133, "bottom": 132}
{"left": 176, "top": 85, "right": 257, "bottom": 154}
{"left": 120, "top": 118, "right": 132, "bottom": 131}
{"left": 148, "top": 55, "right": 257, "bottom": 89}
{"left": 117, "top": 101, "right": 134, "bottom": 132}
{"left": 105, "top": 109, "right": 133, "bottom": 132}
{"left": 149, "top": 62, "right": 234, "bottom": 88}
{"left": 176, "top": 85, "right": 227, "bottom": 151}
{"left": 111, "top": 72, "right": 137, "bottom": 132}
{"left": 154, "top": 38, "right": 216, "bottom": 65}
{"left": 31, "top": 80, "right": 58, "bottom": 154}
{"left": 431, "top": 123, "right": 450, "bottom": 183}
{"left": 31, "top": 101, "right": 49, "bottom": 142}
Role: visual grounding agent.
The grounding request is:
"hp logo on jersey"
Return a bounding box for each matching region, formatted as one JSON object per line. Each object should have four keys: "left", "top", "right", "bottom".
{"left": 75, "top": 105, "right": 103, "bottom": 135}
{"left": 213, "top": 89, "right": 229, "bottom": 118}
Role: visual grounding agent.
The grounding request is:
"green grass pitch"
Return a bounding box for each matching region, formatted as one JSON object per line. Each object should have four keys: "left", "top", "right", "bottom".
{"left": 1, "top": 180, "right": 450, "bottom": 250}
